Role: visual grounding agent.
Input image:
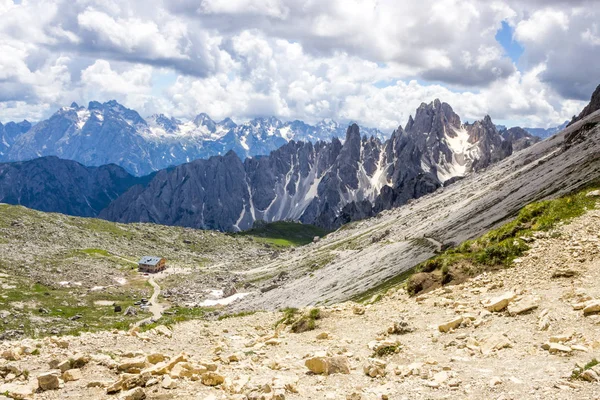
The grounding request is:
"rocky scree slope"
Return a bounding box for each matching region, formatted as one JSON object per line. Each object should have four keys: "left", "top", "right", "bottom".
{"left": 1, "top": 201, "right": 600, "bottom": 399}
{"left": 232, "top": 108, "right": 600, "bottom": 311}
{"left": 101, "top": 100, "right": 529, "bottom": 231}
{"left": 1, "top": 100, "right": 384, "bottom": 176}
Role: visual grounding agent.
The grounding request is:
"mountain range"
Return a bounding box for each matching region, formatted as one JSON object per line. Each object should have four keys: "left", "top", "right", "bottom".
{"left": 0, "top": 101, "right": 384, "bottom": 176}
{"left": 0, "top": 97, "right": 546, "bottom": 231}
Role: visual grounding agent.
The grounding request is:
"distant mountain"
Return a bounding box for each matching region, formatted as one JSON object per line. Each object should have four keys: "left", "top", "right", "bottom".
{"left": 500, "top": 127, "right": 542, "bottom": 152}
{"left": 524, "top": 121, "right": 568, "bottom": 139}
{"left": 1, "top": 101, "right": 385, "bottom": 176}
{"left": 0, "top": 156, "right": 148, "bottom": 217}
{"left": 101, "top": 99, "right": 529, "bottom": 231}
{"left": 0, "top": 120, "right": 31, "bottom": 157}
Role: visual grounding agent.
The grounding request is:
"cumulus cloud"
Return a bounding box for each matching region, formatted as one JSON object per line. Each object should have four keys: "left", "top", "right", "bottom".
{"left": 0, "top": 0, "right": 597, "bottom": 130}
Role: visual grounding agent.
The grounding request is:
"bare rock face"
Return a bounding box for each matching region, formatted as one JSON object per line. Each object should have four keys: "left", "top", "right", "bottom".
{"left": 501, "top": 127, "right": 541, "bottom": 152}
{"left": 100, "top": 100, "right": 520, "bottom": 231}
{"left": 568, "top": 83, "right": 600, "bottom": 126}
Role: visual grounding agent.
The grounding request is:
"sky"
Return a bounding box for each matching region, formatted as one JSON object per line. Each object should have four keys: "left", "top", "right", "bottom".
{"left": 1, "top": 0, "right": 599, "bottom": 132}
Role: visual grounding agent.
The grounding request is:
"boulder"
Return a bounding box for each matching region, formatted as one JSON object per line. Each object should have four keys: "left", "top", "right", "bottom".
{"left": 202, "top": 372, "right": 225, "bottom": 386}
{"left": 482, "top": 292, "right": 516, "bottom": 312}
{"left": 543, "top": 343, "right": 572, "bottom": 354}
{"left": 146, "top": 353, "right": 166, "bottom": 364}
{"left": 438, "top": 317, "right": 463, "bottom": 333}
{"left": 305, "top": 356, "right": 350, "bottom": 375}
{"left": 583, "top": 300, "right": 600, "bottom": 315}
{"left": 38, "top": 371, "right": 61, "bottom": 391}
{"left": 153, "top": 325, "right": 172, "bottom": 338}
{"left": 62, "top": 369, "right": 82, "bottom": 382}
{"left": 118, "top": 356, "right": 147, "bottom": 373}
{"left": 118, "top": 387, "right": 146, "bottom": 400}
{"left": 480, "top": 333, "right": 512, "bottom": 355}
{"left": 507, "top": 297, "right": 540, "bottom": 315}
{"left": 586, "top": 190, "right": 600, "bottom": 197}
{"left": 2, "top": 348, "right": 23, "bottom": 361}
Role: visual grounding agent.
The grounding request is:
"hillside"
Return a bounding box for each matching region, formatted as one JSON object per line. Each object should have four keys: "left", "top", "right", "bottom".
{"left": 0, "top": 191, "right": 599, "bottom": 399}
{"left": 0, "top": 205, "right": 289, "bottom": 339}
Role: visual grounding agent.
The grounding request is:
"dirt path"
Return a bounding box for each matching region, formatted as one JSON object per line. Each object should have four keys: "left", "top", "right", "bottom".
{"left": 135, "top": 277, "right": 165, "bottom": 327}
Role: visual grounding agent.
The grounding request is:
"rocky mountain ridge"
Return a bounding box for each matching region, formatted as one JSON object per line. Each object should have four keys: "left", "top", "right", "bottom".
{"left": 101, "top": 99, "right": 535, "bottom": 231}
{"left": 0, "top": 157, "right": 149, "bottom": 217}
{"left": 1, "top": 101, "right": 384, "bottom": 176}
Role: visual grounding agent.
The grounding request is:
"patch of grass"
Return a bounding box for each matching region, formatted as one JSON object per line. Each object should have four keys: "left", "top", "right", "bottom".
{"left": 275, "top": 307, "right": 299, "bottom": 327}
{"left": 236, "top": 221, "right": 329, "bottom": 247}
{"left": 140, "top": 306, "right": 214, "bottom": 331}
{"left": 217, "top": 310, "right": 258, "bottom": 320}
{"left": 571, "top": 358, "right": 599, "bottom": 380}
{"left": 0, "top": 278, "right": 146, "bottom": 338}
{"left": 275, "top": 307, "right": 321, "bottom": 333}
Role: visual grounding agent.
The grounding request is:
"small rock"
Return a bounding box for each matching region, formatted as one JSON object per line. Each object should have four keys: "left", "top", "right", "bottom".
{"left": 489, "top": 376, "right": 503, "bottom": 387}
{"left": 507, "top": 297, "right": 540, "bottom": 315}
{"left": 38, "top": 371, "right": 61, "bottom": 391}
{"left": 363, "top": 358, "right": 387, "bottom": 378}
{"left": 62, "top": 369, "right": 82, "bottom": 382}
{"left": 438, "top": 317, "right": 463, "bottom": 333}
{"left": 118, "top": 387, "right": 146, "bottom": 400}
{"left": 583, "top": 300, "right": 600, "bottom": 315}
{"left": 316, "top": 332, "right": 331, "bottom": 340}
{"left": 353, "top": 305, "right": 366, "bottom": 315}
{"left": 482, "top": 292, "right": 516, "bottom": 312}
{"left": 201, "top": 372, "right": 225, "bottom": 386}
{"left": 161, "top": 375, "right": 177, "bottom": 389}
{"left": 586, "top": 189, "right": 600, "bottom": 197}
{"left": 305, "top": 356, "right": 350, "bottom": 375}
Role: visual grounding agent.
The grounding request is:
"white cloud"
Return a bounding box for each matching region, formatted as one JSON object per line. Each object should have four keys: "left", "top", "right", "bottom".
{"left": 0, "top": 0, "right": 597, "bottom": 131}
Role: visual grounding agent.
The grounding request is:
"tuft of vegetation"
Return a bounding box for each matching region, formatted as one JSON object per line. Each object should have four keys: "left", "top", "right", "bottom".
{"left": 236, "top": 221, "right": 330, "bottom": 247}
{"left": 372, "top": 343, "right": 401, "bottom": 358}
{"left": 217, "top": 310, "right": 258, "bottom": 320}
{"left": 571, "top": 359, "right": 599, "bottom": 380}
{"left": 275, "top": 307, "right": 299, "bottom": 327}
{"left": 275, "top": 307, "right": 321, "bottom": 333}
{"left": 140, "top": 306, "right": 214, "bottom": 332}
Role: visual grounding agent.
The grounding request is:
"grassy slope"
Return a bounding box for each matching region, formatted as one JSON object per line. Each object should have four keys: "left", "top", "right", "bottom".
{"left": 353, "top": 183, "right": 600, "bottom": 302}
{"left": 0, "top": 205, "right": 310, "bottom": 337}
{"left": 235, "top": 221, "right": 329, "bottom": 247}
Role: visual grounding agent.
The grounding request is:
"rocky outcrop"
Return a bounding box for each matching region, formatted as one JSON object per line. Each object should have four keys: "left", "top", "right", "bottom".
{"left": 0, "top": 156, "right": 147, "bottom": 217}
{"left": 568, "top": 83, "right": 600, "bottom": 126}
{"left": 501, "top": 127, "right": 541, "bottom": 152}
